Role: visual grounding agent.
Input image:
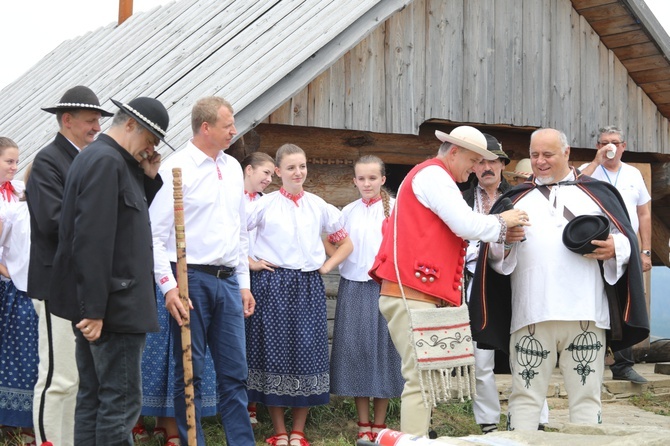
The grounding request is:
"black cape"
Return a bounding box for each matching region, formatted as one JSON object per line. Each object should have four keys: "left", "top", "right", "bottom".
{"left": 469, "top": 172, "right": 649, "bottom": 355}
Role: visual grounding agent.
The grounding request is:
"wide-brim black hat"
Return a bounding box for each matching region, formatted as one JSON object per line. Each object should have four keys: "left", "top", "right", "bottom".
{"left": 42, "top": 85, "right": 113, "bottom": 117}
{"left": 562, "top": 214, "right": 610, "bottom": 254}
{"left": 111, "top": 97, "right": 175, "bottom": 150}
{"left": 482, "top": 133, "right": 510, "bottom": 165}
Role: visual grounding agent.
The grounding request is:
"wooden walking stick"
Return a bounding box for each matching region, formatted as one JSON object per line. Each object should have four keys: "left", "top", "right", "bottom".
{"left": 173, "top": 167, "right": 197, "bottom": 445}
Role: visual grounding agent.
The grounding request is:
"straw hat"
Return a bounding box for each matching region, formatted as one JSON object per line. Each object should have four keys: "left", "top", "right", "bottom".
{"left": 435, "top": 126, "right": 496, "bottom": 160}
{"left": 504, "top": 158, "right": 532, "bottom": 180}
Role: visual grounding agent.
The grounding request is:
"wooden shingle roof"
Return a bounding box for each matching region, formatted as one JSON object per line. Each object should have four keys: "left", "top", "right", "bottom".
{"left": 0, "top": 0, "right": 411, "bottom": 169}
{"left": 571, "top": 0, "right": 670, "bottom": 118}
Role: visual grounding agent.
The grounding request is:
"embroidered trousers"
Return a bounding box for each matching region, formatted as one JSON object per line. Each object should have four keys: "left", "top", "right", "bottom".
{"left": 508, "top": 320, "right": 605, "bottom": 430}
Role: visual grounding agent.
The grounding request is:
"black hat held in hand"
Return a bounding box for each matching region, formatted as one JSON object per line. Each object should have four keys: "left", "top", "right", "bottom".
{"left": 562, "top": 214, "right": 610, "bottom": 254}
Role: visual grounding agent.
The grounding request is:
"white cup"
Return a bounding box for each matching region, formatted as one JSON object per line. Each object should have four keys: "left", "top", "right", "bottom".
{"left": 605, "top": 143, "right": 617, "bottom": 159}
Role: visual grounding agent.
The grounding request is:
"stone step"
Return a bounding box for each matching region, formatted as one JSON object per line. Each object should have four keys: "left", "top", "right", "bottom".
{"left": 654, "top": 362, "right": 670, "bottom": 375}
{"left": 495, "top": 363, "right": 670, "bottom": 400}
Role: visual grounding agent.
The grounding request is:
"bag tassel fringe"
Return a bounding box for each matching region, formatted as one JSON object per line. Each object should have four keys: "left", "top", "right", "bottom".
{"left": 417, "top": 365, "right": 477, "bottom": 408}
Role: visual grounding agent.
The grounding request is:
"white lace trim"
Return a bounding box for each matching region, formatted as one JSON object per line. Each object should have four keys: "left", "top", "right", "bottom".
{"left": 247, "top": 369, "right": 329, "bottom": 396}
{"left": 49, "top": 102, "right": 108, "bottom": 111}
{"left": 121, "top": 102, "right": 166, "bottom": 137}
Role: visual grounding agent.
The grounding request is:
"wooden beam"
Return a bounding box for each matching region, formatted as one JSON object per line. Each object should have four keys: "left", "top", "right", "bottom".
{"left": 651, "top": 212, "right": 670, "bottom": 267}
{"left": 118, "top": 0, "right": 133, "bottom": 25}
{"left": 651, "top": 161, "right": 670, "bottom": 200}
{"left": 601, "top": 30, "right": 649, "bottom": 48}
{"left": 613, "top": 42, "right": 659, "bottom": 60}
{"left": 623, "top": 55, "right": 670, "bottom": 73}
{"left": 255, "top": 123, "right": 436, "bottom": 165}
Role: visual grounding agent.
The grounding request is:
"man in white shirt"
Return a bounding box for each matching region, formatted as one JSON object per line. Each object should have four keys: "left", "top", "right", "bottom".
{"left": 579, "top": 125, "right": 651, "bottom": 384}
{"left": 150, "top": 97, "right": 255, "bottom": 445}
{"left": 470, "top": 128, "right": 648, "bottom": 430}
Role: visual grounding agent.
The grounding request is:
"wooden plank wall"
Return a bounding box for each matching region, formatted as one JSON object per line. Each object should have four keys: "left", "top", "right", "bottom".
{"left": 264, "top": 0, "right": 670, "bottom": 154}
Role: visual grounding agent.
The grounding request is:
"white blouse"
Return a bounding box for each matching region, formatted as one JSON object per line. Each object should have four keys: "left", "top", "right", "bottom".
{"left": 0, "top": 201, "right": 30, "bottom": 291}
{"left": 245, "top": 192, "right": 260, "bottom": 259}
{"left": 338, "top": 197, "right": 394, "bottom": 282}
{"left": 247, "top": 190, "right": 347, "bottom": 271}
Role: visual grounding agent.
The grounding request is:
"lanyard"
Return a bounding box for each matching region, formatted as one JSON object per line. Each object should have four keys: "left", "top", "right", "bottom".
{"left": 600, "top": 165, "right": 621, "bottom": 188}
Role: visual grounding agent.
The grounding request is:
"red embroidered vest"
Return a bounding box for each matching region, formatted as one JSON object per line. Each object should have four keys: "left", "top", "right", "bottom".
{"left": 369, "top": 158, "right": 468, "bottom": 306}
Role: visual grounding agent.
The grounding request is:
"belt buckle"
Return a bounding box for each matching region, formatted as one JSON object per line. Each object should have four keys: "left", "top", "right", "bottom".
{"left": 216, "top": 269, "right": 225, "bottom": 279}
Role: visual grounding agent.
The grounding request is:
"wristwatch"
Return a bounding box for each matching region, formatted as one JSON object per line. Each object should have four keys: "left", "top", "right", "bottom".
{"left": 641, "top": 250, "right": 651, "bottom": 257}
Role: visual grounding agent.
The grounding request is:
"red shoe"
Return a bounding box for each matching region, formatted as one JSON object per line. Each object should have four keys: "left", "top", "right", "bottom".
{"left": 132, "top": 422, "right": 151, "bottom": 443}
{"left": 165, "top": 435, "right": 182, "bottom": 446}
{"left": 357, "top": 422, "right": 373, "bottom": 441}
{"left": 289, "top": 430, "right": 310, "bottom": 446}
{"left": 266, "top": 432, "right": 289, "bottom": 446}
{"left": 248, "top": 407, "right": 258, "bottom": 426}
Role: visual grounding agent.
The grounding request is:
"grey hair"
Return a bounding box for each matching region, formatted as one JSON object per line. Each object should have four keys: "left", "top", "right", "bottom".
{"left": 598, "top": 125, "right": 625, "bottom": 143}
{"left": 530, "top": 128, "right": 569, "bottom": 154}
{"left": 438, "top": 141, "right": 454, "bottom": 156}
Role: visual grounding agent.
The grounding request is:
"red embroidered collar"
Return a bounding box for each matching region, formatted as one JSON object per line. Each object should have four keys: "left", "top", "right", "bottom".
{"left": 280, "top": 187, "right": 304, "bottom": 206}
{"left": 0, "top": 181, "right": 15, "bottom": 202}
{"left": 244, "top": 190, "right": 257, "bottom": 200}
{"left": 362, "top": 196, "right": 382, "bottom": 207}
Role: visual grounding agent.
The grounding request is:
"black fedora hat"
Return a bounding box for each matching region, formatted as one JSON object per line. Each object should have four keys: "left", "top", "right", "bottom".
{"left": 562, "top": 214, "right": 610, "bottom": 254}
{"left": 482, "top": 133, "right": 510, "bottom": 165}
{"left": 42, "top": 85, "right": 113, "bottom": 117}
{"left": 111, "top": 97, "right": 175, "bottom": 150}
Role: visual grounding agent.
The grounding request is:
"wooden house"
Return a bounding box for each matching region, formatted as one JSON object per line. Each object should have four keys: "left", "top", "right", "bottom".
{"left": 0, "top": 0, "right": 668, "bottom": 265}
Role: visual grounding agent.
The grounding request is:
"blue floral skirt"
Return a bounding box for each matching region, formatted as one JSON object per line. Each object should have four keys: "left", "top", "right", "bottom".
{"left": 141, "top": 286, "right": 218, "bottom": 417}
{"left": 330, "top": 278, "right": 404, "bottom": 398}
{"left": 0, "top": 281, "right": 39, "bottom": 427}
{"left": 246, "top": 268, "right": 329, "bottom": 407}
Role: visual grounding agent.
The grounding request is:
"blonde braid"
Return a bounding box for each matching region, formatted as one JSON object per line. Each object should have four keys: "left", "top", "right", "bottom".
{"left": 380, "top": 187, "right": 391, "bottom": 218}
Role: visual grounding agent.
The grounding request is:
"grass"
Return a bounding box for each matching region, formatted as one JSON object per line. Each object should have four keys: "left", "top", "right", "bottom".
{"left": 629, "top": 391, "right": 670, "bottom": 416}
{"left": 201, "top": 397, "right": 489, "bottom": 445}
{"left": 3, "top": 392, "right": 666, "bottom": 444}
{"left": 0, "top": 397, "right": 490, "bottom": 445}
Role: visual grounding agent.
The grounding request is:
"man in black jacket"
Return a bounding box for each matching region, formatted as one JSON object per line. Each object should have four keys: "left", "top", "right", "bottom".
{"left": 26, "top": 86, "right": 112, "bottom": 446}
{"left": 463, "top": 133, "right": 511, "bottom": 434}
{"left": 49, "top": 97, "right": 169, "bottom": 444}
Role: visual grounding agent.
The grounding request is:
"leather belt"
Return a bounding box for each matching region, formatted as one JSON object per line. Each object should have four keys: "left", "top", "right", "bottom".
{"left": 380, "top": 280, "right": 447, "bottom": 307}
{"left": 187, "top": 263, "right": 235, "bottom": 279}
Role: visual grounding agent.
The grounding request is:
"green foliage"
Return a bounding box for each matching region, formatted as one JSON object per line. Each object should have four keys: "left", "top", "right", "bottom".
{"left": 629, "top": 391, "right": 670, "bottom": 416}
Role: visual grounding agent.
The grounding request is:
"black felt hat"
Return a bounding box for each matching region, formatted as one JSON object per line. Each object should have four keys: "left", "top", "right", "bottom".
{"left": 111, "top": 97, "right": 175, "bottom": 150}
{"left": 482, "top": 133, "right": 510, "bottom": 165}
{"left": 562, "top": 214, "right": 610, "bottom": 254}
{"left": 42, "top": 86, "right": 113, "bottom": 117}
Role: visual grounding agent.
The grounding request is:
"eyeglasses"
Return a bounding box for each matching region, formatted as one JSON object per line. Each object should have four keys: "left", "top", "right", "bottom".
{"left": 597, "top": 141, "right": 624, "bottom": 146}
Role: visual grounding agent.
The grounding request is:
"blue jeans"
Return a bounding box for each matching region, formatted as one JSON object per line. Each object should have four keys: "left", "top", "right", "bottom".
{"left": 171, "top": 269, "right": 254, "bottom": 445}
{"left": 74, "top": 328, "right": 145, "bottom": 445}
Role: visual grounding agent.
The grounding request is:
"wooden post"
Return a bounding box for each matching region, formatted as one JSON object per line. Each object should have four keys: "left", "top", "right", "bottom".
{"left": 118, "top": 0, "right": 133, "bottom": 25}
{"left": 173, "top": 168, "right": 197, "bottom": 445}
